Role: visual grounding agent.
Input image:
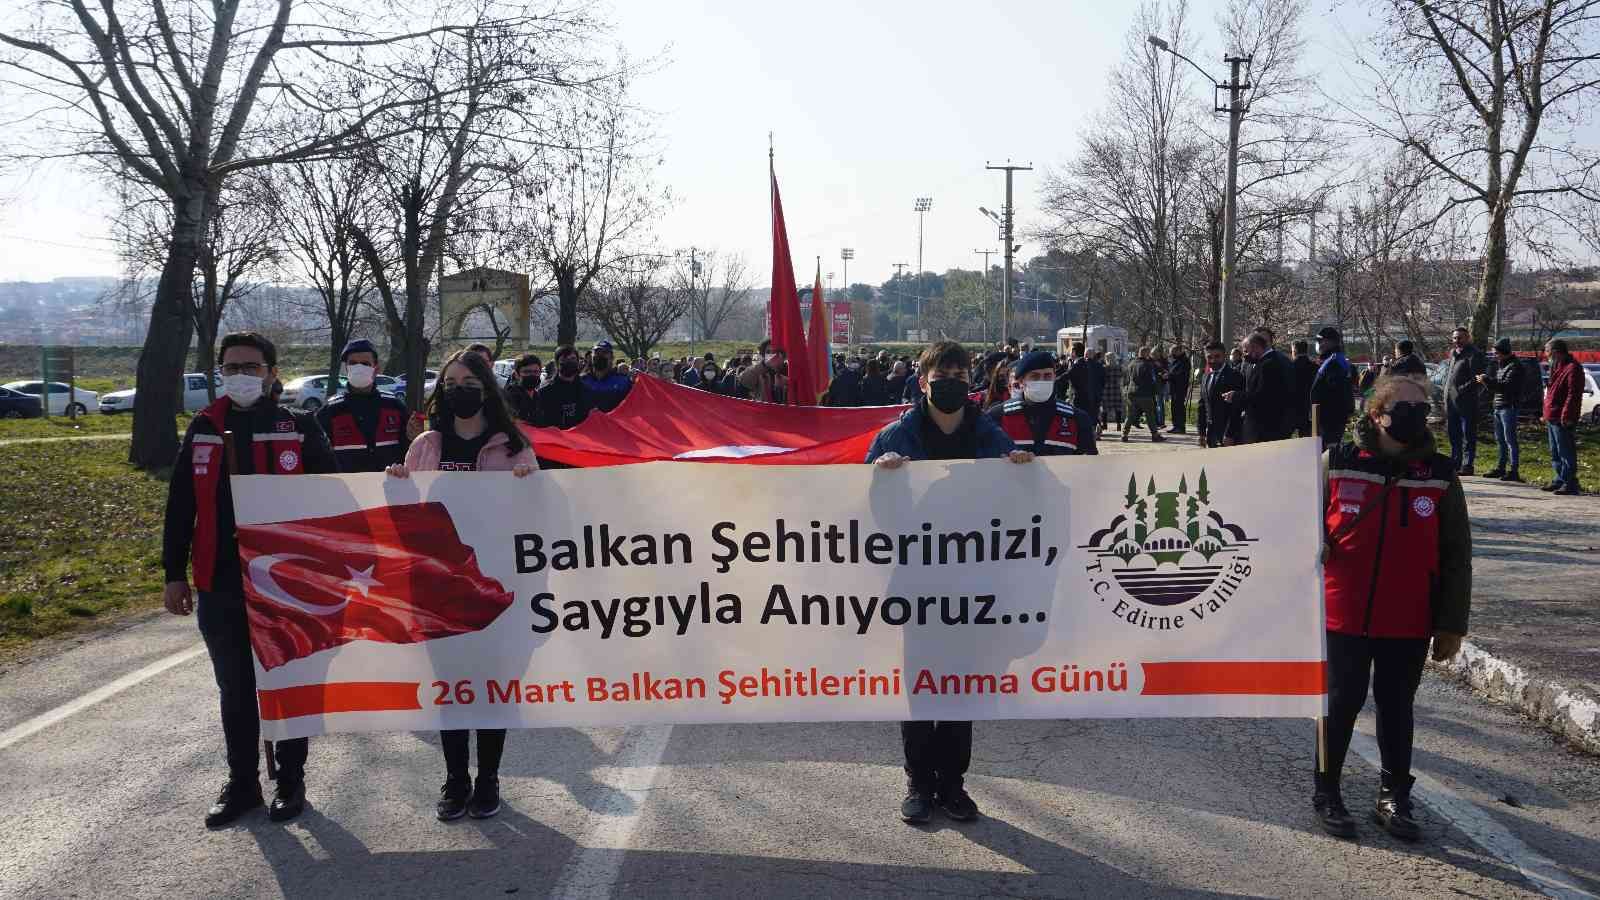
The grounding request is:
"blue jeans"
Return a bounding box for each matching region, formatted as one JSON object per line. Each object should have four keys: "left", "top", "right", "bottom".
{"left": 1155, "top": 393, "right": 1166, "bottom": 428}
{"left": 1446, "top": 402, "right": 1477, "bottom": 469}
{"left": 1492, "top": 408, "right": 1519, "bottom": 473}
{"left": 1547, "top": 422, "right": 1578, "bottom": 487}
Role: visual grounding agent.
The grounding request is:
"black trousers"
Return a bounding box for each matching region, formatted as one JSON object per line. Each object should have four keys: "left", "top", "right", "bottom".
{"left": 1317, "top": 630, "right": 1429, "bottom": 792}
{"left": 1169, "top": 392, "right": 1187, "bottom": 432}
{"left": 902, "top": 721, "right": 971, "bottom": 792}
{"left": 1319, "top": 415, "right": 1350, "bottom": 449}
{"left": 197, "top": 591, "right": 308, "bottom": 783}
{"left": 441, "top": 729, "right": 506, "bottom": 781}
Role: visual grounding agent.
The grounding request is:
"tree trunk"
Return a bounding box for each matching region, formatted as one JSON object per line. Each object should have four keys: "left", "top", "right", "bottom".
{"left": 1470, "top": 202, "right": 1510, "bottom": 348}
{"left": 195, "top": 320, "right": 219, "bottom": 403}
{"left": 129, "top": 208, "right": 201, "bottom": 469}
{"left": 558, "top": 272, "right": 579, "bottom": 346}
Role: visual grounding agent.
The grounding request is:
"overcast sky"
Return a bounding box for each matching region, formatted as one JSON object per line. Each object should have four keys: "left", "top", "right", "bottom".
{"left": 0, "top": 0, "right": 1383, "bottom": 286}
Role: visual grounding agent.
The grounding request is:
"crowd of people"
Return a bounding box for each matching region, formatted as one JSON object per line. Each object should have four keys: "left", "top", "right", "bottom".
{"left": 161, "top": 320, "right": 1592, "bottom": 837}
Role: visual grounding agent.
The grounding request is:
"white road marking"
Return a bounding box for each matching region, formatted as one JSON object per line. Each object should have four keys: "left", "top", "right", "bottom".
{"left": 547, "top": 725, "right": 674, "bottom": 900}
{"left": 0, "top": 643, "right": 208, "bottom": 751}
{"left": 1350, "top": 732, "right": 1596, "bottom": 900}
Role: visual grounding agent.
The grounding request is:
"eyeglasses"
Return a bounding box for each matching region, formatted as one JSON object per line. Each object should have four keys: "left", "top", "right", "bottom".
{"left": 220, "top": 363, "right": 266, "bottom": 376}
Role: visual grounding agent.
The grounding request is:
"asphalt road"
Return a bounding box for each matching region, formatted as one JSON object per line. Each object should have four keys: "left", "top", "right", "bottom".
{"left": 2, "top": 431, "right": 1597, "bottom": 899}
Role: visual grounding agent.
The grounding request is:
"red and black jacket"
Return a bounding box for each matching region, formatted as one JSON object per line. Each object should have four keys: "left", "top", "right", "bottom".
{"left": 315, "top": 390, "right": 409, "bottom": 473}
{"left": 1323, "top": 429, "right": 1471, "bottom": 639}
{"left": 987, "top": 398, "right": 1098, "bottom": 456}
{"left": 162, "top": 397, "right": 336, "bottom": 592}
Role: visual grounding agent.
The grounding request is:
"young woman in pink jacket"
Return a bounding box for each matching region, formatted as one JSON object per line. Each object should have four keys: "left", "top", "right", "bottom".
{"left": 386, "top": 349, "right": 537, "bottom": 820}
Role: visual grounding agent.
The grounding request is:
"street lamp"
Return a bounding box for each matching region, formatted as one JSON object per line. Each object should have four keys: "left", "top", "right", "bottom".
{"left": 914, "top": 198, "right": 932, "bottom": 338}
{"left": 840, "top": 247, "right": 854, "bottom": 303}
{"left": 1148, "top": 34, "right": 1250, "bottom": 344}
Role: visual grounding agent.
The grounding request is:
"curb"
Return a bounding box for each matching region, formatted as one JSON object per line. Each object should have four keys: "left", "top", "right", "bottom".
{"left": 1430, "top": 639, "right": 1600, "bottom": 756}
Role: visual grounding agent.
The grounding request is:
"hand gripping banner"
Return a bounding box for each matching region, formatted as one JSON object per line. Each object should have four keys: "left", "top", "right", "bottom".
{"left": 233, "top": 439, "right": 1328, "bottom": 740}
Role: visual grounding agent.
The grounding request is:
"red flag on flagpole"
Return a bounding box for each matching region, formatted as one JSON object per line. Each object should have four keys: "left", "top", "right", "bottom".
{"left": 808, "top": 259, "right": 831, "bottom": 402}
{"left": 769, "top": 151, "right": 815, "bottom": 406}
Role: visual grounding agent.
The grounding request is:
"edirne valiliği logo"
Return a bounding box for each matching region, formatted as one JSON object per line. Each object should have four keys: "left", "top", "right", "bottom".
{"left": 1078, "top": 469, "right": 1256, "bottom": 632}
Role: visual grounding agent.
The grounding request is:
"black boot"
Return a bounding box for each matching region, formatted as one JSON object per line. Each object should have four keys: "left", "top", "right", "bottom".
{"left": 1312, "top": 772, "right": 1356, "bottom": 838}
{"left": 1373, "top": 772, "right": 1421, "bottom": 842}
{"left": 1481, "top": 467, "right": 1505, "bottom": 479}
{"left": 205, "top": 778, "right": 263, "bottom": 828}
{"left": 900, "top": 782, "right": 934, "bottom": 825}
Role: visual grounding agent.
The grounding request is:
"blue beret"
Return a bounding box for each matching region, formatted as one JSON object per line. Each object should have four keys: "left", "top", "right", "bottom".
{"left": 1011, "top": 350, "right": 1056, "bottom": 378}
{"left": 340, "top": 338, "right": 378, "bottom": 361}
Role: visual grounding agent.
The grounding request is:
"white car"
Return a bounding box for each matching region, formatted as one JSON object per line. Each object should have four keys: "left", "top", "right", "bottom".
{"left": 279, "top": 374, "right": 345, "bottom": 411}
{"left": 2, "top": 381, "right": 99, "bottom": 417}
{"left": 1583, "top": 364, "right": 1600, "bottom": 425}
{"left": 98, "top": 373, "right": 221, "bottom": 414}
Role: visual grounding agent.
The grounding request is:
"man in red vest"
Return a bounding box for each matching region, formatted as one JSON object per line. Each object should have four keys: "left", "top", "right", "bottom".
{"left": 989, "top": 351, "right": 1099, "bottom": 456}
{"left": 162, "top": 332, "right": 337, "bottom": 827}
{"left": 316, "top": 338, "right": 410, "bottom": 473}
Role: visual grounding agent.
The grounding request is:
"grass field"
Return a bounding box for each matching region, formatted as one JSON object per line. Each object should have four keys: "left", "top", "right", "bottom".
{"left": 0, "top": 440, "right": 170, "bottom": 658}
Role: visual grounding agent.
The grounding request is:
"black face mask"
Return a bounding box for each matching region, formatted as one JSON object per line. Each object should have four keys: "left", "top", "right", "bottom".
{"left": 1382, "top": 401, "right": 1429, "bottom": 445}
{"left": 558, "top": 358, "right": 581, "bottom": 377}
{"left": 520, "top": 375, "right": 539, "bottom": 390}
{"left": 592, "top": 357, "right": 611, "bottom": 372}
{"left": 445, "top": 385, "right": 484, "bottom": 419}
{"left": 927, "top": 378, "right": 969, "bottom": 414}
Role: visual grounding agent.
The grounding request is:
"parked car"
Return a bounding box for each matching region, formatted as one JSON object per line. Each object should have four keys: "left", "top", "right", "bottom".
{"left": 1, "top": 381, "right": 99, "bottom": 417}
{"left": 391, "top": 369, "right": 438, "bottom": 400}
{"left": 0, "top": 385, "right": 43, "bottom": 418}
{"left": 1584, "top": 365, "right": 1600, "bottom": 425}
{"left": 278, "top": 375, "right": 346, "bottom": 412}
{"left": 98, "top": 372, "right": 221, "bottom": 414}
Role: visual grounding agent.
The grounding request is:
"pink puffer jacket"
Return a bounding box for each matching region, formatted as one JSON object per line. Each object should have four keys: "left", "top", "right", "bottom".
{"left": 403, "top": 430, "right": 540, "bottom": 472}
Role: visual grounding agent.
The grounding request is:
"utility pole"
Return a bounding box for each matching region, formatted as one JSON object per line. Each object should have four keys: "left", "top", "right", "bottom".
{"left": 840, "top": 248, "right": 854, "bottom": 301}
{"left": 893, "top": 262, "right": 909, "bottom": 340}
{"left": 687, "top": 246, "right": 699, "bottom": 358}
{"left": 1148, "top": 36, "right": 1250, "bottom": 345}
{"left": 1219, "top": 53, "right": 1251, "bottom": 345}
{"left": 986, "top": 162, "right": 1032, "bottom": 345}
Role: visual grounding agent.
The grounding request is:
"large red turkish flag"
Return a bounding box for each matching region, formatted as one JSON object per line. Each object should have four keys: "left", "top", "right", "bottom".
{"left": 238, "top": 502, "right": 513, "bottom": 670}
{"left": 524, "top": 375, "right": 906, "bottom": 467}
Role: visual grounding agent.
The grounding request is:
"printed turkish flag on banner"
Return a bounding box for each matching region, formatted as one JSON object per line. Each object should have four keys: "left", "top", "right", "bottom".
{"left": 237, "top": 502, "right": 513, "bottom": 670}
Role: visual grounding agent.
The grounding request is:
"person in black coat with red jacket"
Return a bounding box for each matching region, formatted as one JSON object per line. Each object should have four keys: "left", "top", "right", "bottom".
{"left": 162, "top": 332, "right": 337, "bottom": 828}
{"left": 1316, "top": 372, "right": 1470, "bottom": 842}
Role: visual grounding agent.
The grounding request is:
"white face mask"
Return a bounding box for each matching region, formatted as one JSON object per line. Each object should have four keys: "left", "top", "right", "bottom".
{"left": 1023, "top": 380, "right": 1055, "bottom": 403}
{"left": 222, "top": 373, "right": 264, "bottom": 407}
{"left": 345, "top": 363, "right": 375, "bottom": 389}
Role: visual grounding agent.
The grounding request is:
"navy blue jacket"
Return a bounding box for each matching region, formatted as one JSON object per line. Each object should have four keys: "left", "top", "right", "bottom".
{"left": 864, "top": 400, "right": 1016, "bottom": 462}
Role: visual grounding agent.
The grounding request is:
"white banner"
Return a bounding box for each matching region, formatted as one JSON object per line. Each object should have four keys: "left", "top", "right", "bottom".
{"left": 232, "top": 439, "right": 1328, "bottom": 740}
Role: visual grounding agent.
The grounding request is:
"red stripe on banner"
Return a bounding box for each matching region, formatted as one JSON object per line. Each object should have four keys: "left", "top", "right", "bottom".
{"left": 258, "top": 682, "right": 422, "bottom": 720}
{"left": 1140, "top": 661, "right": 1326, "bottom": 696}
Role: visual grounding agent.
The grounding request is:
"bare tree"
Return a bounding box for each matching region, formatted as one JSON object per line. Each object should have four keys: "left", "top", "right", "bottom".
{"left": 1348, "top": 0, "right": 1600, "bottom": 349}
{"left": 522, "top": 95, "right": 665, "bottom": 346}
{"left": 0, "top": 0, "right": 547, "bottom": 466}
{"left": 670, "top": 251, "right": 752, "bottom": 341}
{"left": 579, "top": 257, "right": 690, "bottom": 360}
{"left": 267, "top": 158, "right": 376, "bottom": 386}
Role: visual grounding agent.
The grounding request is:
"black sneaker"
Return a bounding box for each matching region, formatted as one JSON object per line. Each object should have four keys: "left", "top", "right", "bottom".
{"left": 468, "top": 776, "right": 501, "bottom": 819}
{"left": 205, "top": 779, "right": 263, "bottom": 829}
{"left": 1458, "top": 465, "right": 1475, "bottom": 477}
{"left": 1555, "top": 483, "right": 1582, "bottom": 496}
{"left": 1501, "top": 471, "right": 1524, "bottom": 483}
{"left": 437, "top": 777, "right": 471, "bottom": 821}
{"left": 268, "top": 779, "right": 306, "bottom": 822}
{"left": 1542, "top": 480, "right": 1562, "bottom": 491}
{"left": 1313, "top": 792, "right": 1357, "bottom": 838}
{"left": 1151, "top": 433, "right": 1166, "bottom": 443}
{"left": 900, "top": 785, "right": 934, "bottom": 824}
{"left": 938, "top": 786, "right": 979, "bottom": 822}
{"left": 1481, "top": 468, "right": 1505, "bottom": 479}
